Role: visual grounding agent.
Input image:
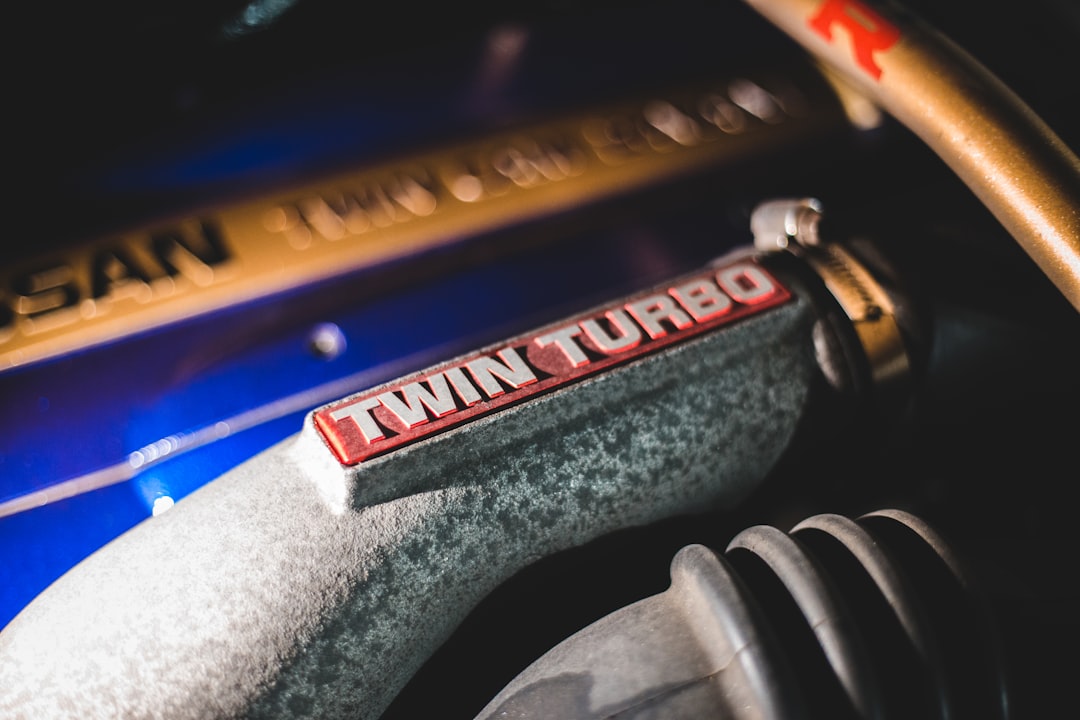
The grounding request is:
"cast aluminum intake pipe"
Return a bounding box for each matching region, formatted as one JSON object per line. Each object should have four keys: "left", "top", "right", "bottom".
{"left": 742, "top": 0, "right": 1080, "bottom": 311}
{"left": 0, "top": 207, "right": 904, "bottom": 719}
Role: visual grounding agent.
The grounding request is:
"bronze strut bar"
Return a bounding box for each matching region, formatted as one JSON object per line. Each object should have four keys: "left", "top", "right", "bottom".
{"left": 743, "top": 0, "right": 1080, "bottom": 312}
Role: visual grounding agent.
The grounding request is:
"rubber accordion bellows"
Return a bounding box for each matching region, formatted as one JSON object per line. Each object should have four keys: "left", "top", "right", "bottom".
{"left": 476, "top": 509, "right": 1009, "bottom": 720}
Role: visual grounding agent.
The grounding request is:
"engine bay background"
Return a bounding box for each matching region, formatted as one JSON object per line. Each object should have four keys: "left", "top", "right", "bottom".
{"left": 2, "top": 1, "right": 1080, "bottom": 717}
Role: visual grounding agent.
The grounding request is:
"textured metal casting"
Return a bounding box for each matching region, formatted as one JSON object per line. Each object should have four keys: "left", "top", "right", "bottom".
{"left": 0, "top": 270, "right": 829, "bottom": 719}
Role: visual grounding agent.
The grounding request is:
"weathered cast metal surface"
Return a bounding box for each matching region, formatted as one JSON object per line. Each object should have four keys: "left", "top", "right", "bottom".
{"left": 0, "top": 260, "right": 828, "bottom": 719}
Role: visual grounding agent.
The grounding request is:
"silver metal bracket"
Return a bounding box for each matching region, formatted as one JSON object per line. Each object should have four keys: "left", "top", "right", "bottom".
{"left": 752, "top": 198, "right": 910, "bottom": 399}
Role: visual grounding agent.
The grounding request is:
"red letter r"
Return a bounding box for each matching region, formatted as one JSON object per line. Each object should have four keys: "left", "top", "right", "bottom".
{"left": 808, "top": 0, "right": 900, "bottom": 80}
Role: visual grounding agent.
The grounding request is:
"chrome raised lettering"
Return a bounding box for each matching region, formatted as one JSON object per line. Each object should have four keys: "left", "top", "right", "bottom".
{"left": 314, "top": 259, "right": 792, "bottom": 465}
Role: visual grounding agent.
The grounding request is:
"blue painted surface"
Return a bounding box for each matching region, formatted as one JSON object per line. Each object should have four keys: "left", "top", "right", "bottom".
{"left": 0, "top": 194, "right": 747, "bottom": 628}
{"left": 0, "top": 2, "right": 811, "bottom": 628}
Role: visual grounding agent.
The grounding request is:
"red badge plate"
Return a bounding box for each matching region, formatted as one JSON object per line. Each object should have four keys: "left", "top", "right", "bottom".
{"left": 314, "top": 258, "right": 791, "bottom": 465}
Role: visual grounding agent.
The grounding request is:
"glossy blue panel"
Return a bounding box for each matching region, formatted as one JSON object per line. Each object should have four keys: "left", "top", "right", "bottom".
{"left": 0, "top": 188, "right": 752, "bottom": 627}
{"left": 0, "top": 0, "right": 833, "bottom": 629}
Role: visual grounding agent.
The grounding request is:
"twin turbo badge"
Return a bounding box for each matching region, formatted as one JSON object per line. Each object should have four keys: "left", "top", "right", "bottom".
{"left": 314, "top": 258, "right": 791, "bottom": 465}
